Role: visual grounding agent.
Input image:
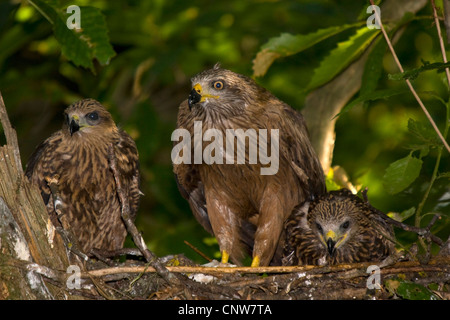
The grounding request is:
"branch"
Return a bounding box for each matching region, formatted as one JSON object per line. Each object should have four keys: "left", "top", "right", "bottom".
{"left": 0, "top": 91, "right": 23, "bottom": 174}
{"left": 361, "top": 188, "right": 444, "bottom": 247}
{"left": 442, "top": 0, "right": 450, "bottom": 44}
{"left": 107, "top": 144, "right": 182, "bottom": 286}
{"left": 431, "top": 0, "right": 450, "bottom": 88}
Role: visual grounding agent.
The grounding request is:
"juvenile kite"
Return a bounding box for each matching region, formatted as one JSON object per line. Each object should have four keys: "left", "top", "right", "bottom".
{"left": 173, "top": 64, "right": 325, "bottom": 266}
{"left": 282, "top": 189, "right": 395, "bottom": 266}
{"left": 26, "top": 99, "right": 140, "bottom": 253}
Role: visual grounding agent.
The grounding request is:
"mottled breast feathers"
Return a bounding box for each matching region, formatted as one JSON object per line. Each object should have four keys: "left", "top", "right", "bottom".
{"left": 25, "top": 99, "right": 140, "bottom": 253}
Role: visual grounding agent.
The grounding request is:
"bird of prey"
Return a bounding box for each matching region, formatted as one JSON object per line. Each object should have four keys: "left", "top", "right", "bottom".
{"left": 25, "top": 99, "right": 140, "bottom": 254}
{"left": 282, "top": 189, "right": 395, "bottom": 266}
{"left": 173, "top": 64, "right": 325, "bottom": 266}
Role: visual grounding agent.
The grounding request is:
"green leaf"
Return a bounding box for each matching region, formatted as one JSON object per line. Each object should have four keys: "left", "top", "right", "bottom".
{"left": 360, "top": 36, "right": 387, "bottom": 98}
{"left": 387, "top": 207, "right": 416, "bottom": 222}
{"left": 66, "top": 6, "right": 116, "bottom": 66}
{"left": 407, "top": 118, "right": 442, "bottom": 148}
{"left": 383, "top": 154, "right": 423, "bottom": 195}
{"left": 396, "top": 281, "right": 440, "bottom": 300}
{"left": 30, "top": 0, "right": 115, "bottom": 71}
{"left": 306, "top": 27, "right": 380, "bottom": 91}
{"left": 389, "top": 61, "right": 450, "bottom": 81}
{"left": 252, "top": 22, "right": 363, "bottom": 77}
{"left": 335, "top": 87, "right": 409, "bottom": 119}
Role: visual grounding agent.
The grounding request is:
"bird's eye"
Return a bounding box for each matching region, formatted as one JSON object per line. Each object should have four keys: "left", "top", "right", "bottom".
{"left": 86, "top": 112, "right": 99, "bottom": 121}
{"left": 315, "top": 222, "right": 323, "bottom": 233}
{"left": 340, "top": 221, "right": 350, "bottom": 230}
{"left": 213, "top": 81, "right": 224, "bottom": 90}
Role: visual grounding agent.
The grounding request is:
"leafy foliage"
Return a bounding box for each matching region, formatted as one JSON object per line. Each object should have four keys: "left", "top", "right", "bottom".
{"left": 382, "top": 154, "right": 423, "bottom": 195}
{"left": 31, "top": 0, "right": 115, "bottom": 71}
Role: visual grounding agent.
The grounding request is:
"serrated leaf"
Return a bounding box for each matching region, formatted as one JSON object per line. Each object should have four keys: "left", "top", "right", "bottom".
{"left": 383, "top": 154, "right": 423, "bottom": 195}
{"left": 252, "top": 23, "right": 363, "bottom": 77}
{"left": 360, "top": 36, "right": 387, "bottom": 98}
{"left": 306, "top": 27, "right": 380, "bottom": 91}
{"left": 407, "top": 118, "right": 442, "bottom": 148}
{"left": 335, "top": 88, "right": 408, "bottom": 119}
{"left": 65, "top": 6, "right": 116, "bottom": 65}
{"left": 31, "top": 0, "right": 115, "bottom": 71}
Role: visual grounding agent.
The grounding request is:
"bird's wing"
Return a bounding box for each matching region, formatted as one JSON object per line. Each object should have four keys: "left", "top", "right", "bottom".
{"left": 276, "top": 102, "right": 326, "bottom": 200}
{"left": 173, "top": 99, "right": 214, "bottom": 235}
{"left": 116, "top": 129, "right": 141, "bottom": 221}
{"left": 174, "top": 164, "right": 213, "bottom": 234}
{"left": 25, "top": 132, "right": 63, "bottom": 206}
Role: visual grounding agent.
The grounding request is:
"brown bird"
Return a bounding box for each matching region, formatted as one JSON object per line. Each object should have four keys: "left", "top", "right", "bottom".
{"left": 173, "top": 64, "right": 325, "bottom": 266}
{"left": 282, "top": 189, "right": 395, "bottom": 266}
{"left": 25, "top": 99, "right": 140, "bottom": 253}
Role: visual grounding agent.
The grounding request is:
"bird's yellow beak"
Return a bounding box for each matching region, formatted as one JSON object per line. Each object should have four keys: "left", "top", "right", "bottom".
{"left": 326, "top": 230, "right": 337, "bottom": 242}
{"left": 188, "top": 83, "right": 219, "bottom": 109}
{"left": 68, "top": 114, "right": 92, "bottom": 135}
{"left": 69, "top": 114, "right": 81, "bottom": 135}
{"left": 324, "top": 229, "right": 347, "bottom": 255}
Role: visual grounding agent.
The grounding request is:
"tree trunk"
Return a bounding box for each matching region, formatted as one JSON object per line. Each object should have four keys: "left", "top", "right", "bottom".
{"left": 0, "top": 145, "right": 75, "bottom": 299}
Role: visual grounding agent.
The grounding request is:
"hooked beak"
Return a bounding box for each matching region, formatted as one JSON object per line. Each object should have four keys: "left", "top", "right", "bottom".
{"left": 326, "top": 238, "right": 336, "bottom": 256}
{"left": 187, "top": 83, "right": 219, "bottom": 110}
{"left": 325, "top": 230, "right": 337, "bottom": 256}
{"left": 69, "top": 115, "right": 80, "bottom": 136}
{"left": 188, "top": 88, "right": 202, "bottom": 110}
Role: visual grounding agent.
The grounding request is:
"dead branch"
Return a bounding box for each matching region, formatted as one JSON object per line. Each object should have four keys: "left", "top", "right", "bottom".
{"left": 107, "top": 144, "right": 183, "bottom": 287}
{"left": 0, "top": 91, "right": 22, "bottom": 174}
{"left": 361, "top": 188, "right": 444, "bottom": 247}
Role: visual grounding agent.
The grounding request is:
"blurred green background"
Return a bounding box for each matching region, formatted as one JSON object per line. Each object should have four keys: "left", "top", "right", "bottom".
{"left": 0, "top": 0, "right": 448, "bottom": 263}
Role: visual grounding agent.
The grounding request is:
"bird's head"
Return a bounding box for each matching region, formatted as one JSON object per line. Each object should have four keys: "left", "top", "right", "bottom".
{"left": 62, "top": 99, "right": 117, "bottom": 138}
{"left": 313, "top": 215, "right": 354, "bottom": 256}
{"left": 308, "top": 190, "right": 365, "bottom": 257}
{"left": 187, "top": 63, "right": 264, "bottom": 118}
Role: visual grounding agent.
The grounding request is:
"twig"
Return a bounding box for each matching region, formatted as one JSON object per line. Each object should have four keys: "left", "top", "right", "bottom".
{"left": 91, "top": 247, "right": 143, "bottom": 258}
{"left": 87, "top": 264, "right": 318, "bottom": 277}
{"left": 431, "top": 0, "right": 450, "bottom": 88}
{"left": 442, "top": 0, "right": 450, "bottom": 44}
{"left": 184, "top": 240, "right": 212, "bottom": 262}
{"left": 361, "top": 189, "right": 444, "bottom": 247}
{"left": 84, "top": 258, "right": 450, "bottom": 278}
{"left": 369, "top": 0, "right": 450, "bottom": 153}
{"left": 0, "top": 91, "right": 23, "bottom": 174}
{"left": 107, "top": 144, "right": 182, "bottom": 286}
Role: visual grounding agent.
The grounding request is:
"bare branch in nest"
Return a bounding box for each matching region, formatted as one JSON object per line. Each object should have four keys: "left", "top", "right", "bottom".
{"left": 107, "top": 144, "right": 182, "bottom": 286}
{"left": 184, "top": 240, "right": 212, "bottom": 262}
{"left": 361, "top": 188, "right": 444, "bottom": 247}
{"left": 0, "top": 91, "right": 23, "bottom": 174}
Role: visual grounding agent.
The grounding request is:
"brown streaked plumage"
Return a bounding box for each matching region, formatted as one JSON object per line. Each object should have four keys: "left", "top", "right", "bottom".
{"left": 25, "top": 99, "right": 140, "bottom": 253}
{"left": 173, "top": 64, "right": 326, "bottom": 266}
{"left": 282, "top": 189, "right": 395, "bottom": 266}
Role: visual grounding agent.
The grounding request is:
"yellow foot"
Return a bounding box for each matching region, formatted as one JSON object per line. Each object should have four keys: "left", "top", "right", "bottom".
{"left": 221, "top": 250, "right": 229, "bottom": 264}
{"left": 251, "top": 255, "right": 260, "bottom": 267}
